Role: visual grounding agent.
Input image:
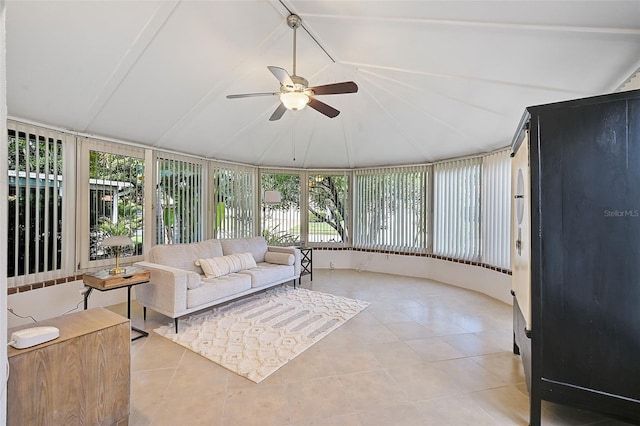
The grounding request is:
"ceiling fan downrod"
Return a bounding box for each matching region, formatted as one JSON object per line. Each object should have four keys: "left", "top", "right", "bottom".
{"left": 287, "top": 14, "right": 301, "bottom": 77}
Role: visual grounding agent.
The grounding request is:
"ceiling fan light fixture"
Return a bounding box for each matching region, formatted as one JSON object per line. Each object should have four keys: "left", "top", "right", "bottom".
{"left": 280, "top": 91, "right": 309, "bottom": 111}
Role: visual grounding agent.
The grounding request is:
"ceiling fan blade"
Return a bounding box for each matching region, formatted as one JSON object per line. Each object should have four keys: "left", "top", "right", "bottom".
{"left": 269, "top": 103, "right": 287, "bottom": 121}
{"left": 308, "top": 97, "right": 340, "bottom": 118}
{"left": 308, "top": 81, "right": 358, "bottom": 96}
{"left": 267, "top": 66, "right": 294, "bottom": 88}
{"left": 226, "top": 92, "right": 279, "bottom": 99}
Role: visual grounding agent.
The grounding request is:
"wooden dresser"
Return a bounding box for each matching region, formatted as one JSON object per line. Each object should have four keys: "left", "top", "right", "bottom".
{"left": 7, "top": 308, "right": 130, "bottom": 425}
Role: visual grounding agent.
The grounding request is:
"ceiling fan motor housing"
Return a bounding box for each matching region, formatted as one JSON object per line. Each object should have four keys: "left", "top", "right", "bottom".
{"left": 287, "top": 14, "right": 302, "bottom": 29}
{"left": 291, "top": 75, "right": 309, "bottom": 90}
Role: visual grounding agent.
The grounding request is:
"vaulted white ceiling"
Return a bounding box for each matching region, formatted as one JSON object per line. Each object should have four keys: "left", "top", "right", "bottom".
{"left": 5, "top": 1, "right": 640, "bottom": 168}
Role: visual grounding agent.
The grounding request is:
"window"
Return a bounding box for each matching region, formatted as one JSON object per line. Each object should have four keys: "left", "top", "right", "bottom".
{"left": 212, "top": 163, "right": 256, "bottom": 239}
{"left": 6, "top": 122, "right": 71, "bottom": 286}
{"left": 481, "top": 149, "right": 511, "bottom": 269}
{"left": 260, "top": 171, "right": 301, "bottom": 245}
{"left": 156, "top": 155, "right": 204, "bottom": 244}
{"left": 7, "top": 118, "right": 512, "bottom": 288}
{"left": 353, "top": 166, "right": 428, "bottom": 253}
{"left": 78, "top": 139, "right": 145, "bottom": 269}
{"left": 308, "top": 173, "right": 349, "bottom": 244}
{"left": 433, "top": 157, "right": 481, "bottom": 260}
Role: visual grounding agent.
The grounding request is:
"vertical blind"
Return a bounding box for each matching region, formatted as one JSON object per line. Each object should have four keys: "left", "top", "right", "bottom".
{"left": 7, "top": 121, "right": 66, "bottom": 285}
{"left": 354, "top": 166, "right": 428, "bottom": 253}
{"left": 156, "top": 155, "right": 203, "bottom": 244}
{"left": 481, "top": 149, "right": 511, "bottom": 269}
{"left": 212, "top": 163, "right": 255, "bottom": 239}
{"left": 433, "top": 157, "right": 481, "bottom": 260}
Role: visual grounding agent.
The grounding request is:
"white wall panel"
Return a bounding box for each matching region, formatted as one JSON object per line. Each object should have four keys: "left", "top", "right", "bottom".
{"left": 313, "top": 250, "right": 512, "bottom": 305}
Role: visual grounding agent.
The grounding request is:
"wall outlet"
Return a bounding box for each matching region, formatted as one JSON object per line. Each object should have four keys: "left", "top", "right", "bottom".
{"left": 329, "top": 261, "right": 335, "bottom": 269}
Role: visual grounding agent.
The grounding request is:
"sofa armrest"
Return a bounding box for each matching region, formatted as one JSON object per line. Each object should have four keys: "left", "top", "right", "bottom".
{"left": 267, "top": 246, "right": 301, "bottom": 277}
{"left": 134, "top": 261, "right": 198, "bottom": 317}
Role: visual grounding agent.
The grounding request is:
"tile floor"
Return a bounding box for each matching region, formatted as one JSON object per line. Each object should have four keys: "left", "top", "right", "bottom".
{"left": 113, "top": 269, "right": 636, "bottom": 425}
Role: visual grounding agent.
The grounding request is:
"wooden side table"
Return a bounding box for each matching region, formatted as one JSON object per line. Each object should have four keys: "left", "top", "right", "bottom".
{"left": 83, "top": 265, "right": 150, "bottom": 340}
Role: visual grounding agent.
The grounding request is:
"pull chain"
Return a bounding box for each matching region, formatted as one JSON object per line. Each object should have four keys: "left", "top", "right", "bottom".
{"left": 292, "top": 113, "right": 296, "bottom": 162}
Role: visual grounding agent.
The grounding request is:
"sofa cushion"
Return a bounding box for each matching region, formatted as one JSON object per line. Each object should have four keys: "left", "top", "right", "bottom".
{"left": 264, "top": 252, "right": 294, "bottom": 266}
{"left": 221, "top": 237, "right": 268, "bottom": 263}
{"left": 187, "top": 273, "right": 251, "bottom": 308}
{"left": 238, "top": 263, "right": 294, "bottom": 288}
{"left": 186, "top": 273, "right": 202, "bottom": 290}
{"left": 196, "top": 253, "right": 257, "bottom": 278}
{"left": 149, "top": 239, "right": 223, "bottom": 274}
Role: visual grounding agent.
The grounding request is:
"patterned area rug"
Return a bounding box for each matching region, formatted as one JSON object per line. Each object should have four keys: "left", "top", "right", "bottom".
{"left": 154, "top": 287, "right": 369, "bottom": 383}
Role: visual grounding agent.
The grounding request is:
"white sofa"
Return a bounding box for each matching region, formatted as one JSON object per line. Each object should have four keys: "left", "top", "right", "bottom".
{"left": 134, "top": 237, "right": 300, "bottom": 332}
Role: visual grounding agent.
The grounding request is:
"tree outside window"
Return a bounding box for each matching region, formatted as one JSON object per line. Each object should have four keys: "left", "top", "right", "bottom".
{"left": 308, "top": 174, "right": 348, "bottom": 243}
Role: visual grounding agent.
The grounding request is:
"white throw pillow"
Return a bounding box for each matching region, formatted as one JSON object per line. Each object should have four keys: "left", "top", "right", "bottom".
{"left": 236, "top": 252, "right": 257, "bottom": 269}
{"left": 196, "top": 253, "right": 257, "bottom": 278}
{"left": 195, "top": 257, "right": 227, "bottom": 278}
{"left": 264, "top": 252, "right": 295, "bottom": 266}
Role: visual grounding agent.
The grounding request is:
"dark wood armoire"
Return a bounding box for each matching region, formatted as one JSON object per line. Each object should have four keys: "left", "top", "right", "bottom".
{"left": 511, "top": 89, "right": 640, "bottom": 425}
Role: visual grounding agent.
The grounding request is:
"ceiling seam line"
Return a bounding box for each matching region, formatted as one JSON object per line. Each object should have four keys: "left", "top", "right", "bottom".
{"left": 343, "top": 61, "right": 591, "bottom": 95}
{"left": 357, "top": 75, "right": 434, "bottom": 162}
{"left": 300, "top": 13, "right": 640, "bottom": 35}
{"left": 76, "top": 0, "right": 182, "bottom": 132}
{"left": 155, "top": 20, "right": 289, "bottom": 147}
{"left": 358, "top": 68, "right": 503, "bottom": 117}
{"left": 276, "top": 0, "right": 335, "bottom": 63}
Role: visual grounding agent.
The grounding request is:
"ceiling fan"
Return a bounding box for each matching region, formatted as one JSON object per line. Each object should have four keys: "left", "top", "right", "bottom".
{"left": 226, "top": 14, "right": 358, "bottom": 121}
